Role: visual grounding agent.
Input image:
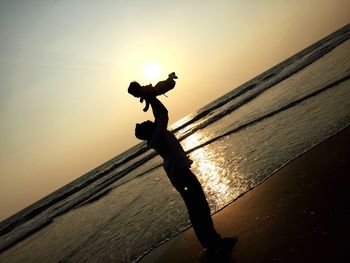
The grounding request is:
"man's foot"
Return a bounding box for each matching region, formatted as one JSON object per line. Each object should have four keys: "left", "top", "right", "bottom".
{"left": 200, "top": 237, "right": 238, "bottom": 262}
{"left": 168, "top": 72, "right": 178, "bottom": 79}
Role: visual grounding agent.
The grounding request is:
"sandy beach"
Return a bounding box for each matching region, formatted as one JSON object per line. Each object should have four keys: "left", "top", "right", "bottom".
{"left": 141, "top": 125, "right": 350, "bottom": 263}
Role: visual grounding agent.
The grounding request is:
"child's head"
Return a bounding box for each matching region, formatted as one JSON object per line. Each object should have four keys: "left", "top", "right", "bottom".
{"left": 135, "top": 121, "right": 155, "bottom": 140}
{"left": 128, "top": 81, "right": 141, "bottom": 97}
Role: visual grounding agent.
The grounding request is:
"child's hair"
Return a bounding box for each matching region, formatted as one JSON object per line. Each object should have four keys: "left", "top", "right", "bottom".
{"left": 128, "top": 81, "right": 141, "bottom": 96}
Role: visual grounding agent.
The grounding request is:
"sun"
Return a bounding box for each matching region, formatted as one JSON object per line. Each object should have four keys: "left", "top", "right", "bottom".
{"left": 143, "top": 61, "right": 162, "bottom": 81}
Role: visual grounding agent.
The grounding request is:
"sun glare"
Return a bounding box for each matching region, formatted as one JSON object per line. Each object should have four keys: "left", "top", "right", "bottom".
{"left": 143, "top": 61, "right": 162, "bottom": 81}
{"left": 182, "top": 132, "right": 235, "bottom": 207}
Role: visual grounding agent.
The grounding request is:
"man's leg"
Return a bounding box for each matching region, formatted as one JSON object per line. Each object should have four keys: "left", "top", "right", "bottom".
{"left": 174, "top": 169, "right": 221, "bottom": 248}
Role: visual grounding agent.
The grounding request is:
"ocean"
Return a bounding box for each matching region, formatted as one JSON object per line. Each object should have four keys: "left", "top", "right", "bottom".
{"left": 0, "top": 24, "right": 349, "bottom": 263}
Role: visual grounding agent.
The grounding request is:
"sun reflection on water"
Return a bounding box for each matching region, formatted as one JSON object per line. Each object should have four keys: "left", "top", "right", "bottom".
{"left": 182, "top": 133, "right": 236, "bottom": 209}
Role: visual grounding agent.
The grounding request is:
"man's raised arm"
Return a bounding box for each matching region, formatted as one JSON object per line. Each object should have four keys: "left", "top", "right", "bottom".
{"left": 148, "top": 97, "right": 169, "bottom": 148}
{"left": 149, "top": 97, "right": 168, "bottom": 119}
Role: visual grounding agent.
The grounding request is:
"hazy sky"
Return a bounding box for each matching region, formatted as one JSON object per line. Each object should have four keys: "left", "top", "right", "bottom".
{"left": 0, "top": 0, "right": 349, "bottom": 220}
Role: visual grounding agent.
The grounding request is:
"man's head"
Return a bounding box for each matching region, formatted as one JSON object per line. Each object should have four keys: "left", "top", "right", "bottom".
{"left": 135, "top": 120, "right": 155, "bottom": 140}
{"left": 128, "top": 81, "right": 141, "bottom": 98}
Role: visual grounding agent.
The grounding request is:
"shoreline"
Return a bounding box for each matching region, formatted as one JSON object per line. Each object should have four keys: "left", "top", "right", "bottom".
{"left": 140, "top": 125, "right": 350, "bottom": 262}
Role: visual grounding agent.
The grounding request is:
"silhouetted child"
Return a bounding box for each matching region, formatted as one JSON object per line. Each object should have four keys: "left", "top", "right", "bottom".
{"left": 128, "top": 72, "right": 178, "bottom": 112}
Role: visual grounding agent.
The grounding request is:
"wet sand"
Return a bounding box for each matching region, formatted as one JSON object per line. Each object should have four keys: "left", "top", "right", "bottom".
{"left": 140, "top": 125, "right": 350, "bottom": 263}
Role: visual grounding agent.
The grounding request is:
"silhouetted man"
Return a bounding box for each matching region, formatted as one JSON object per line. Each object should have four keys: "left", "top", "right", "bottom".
{"left": 131, "top": 74, "right": 236, "bottom": 259}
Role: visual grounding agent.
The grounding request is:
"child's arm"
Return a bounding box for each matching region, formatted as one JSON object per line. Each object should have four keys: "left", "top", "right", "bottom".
{"left": 143, "top": 100, "right": 150, "bottom": 112}
{"left": 138, "top": 84, "right": 152, "bottom": 112}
